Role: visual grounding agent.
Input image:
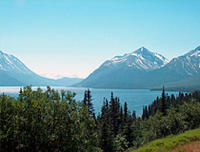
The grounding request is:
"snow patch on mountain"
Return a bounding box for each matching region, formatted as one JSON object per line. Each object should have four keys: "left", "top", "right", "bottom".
{"left": 154, "top": 53, "right": 169, "bottom": 65}
{"left": 191, "top": 51, "right": 200, "bottom": 57}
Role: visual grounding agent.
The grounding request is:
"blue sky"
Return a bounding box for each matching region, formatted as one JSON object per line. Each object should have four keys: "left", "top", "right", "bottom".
{"left": 0, "top": 0, "right": 200, "bottom": 78}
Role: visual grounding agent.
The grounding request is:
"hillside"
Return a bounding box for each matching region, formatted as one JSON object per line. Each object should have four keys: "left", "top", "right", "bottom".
{"left": 164, "top": 73, "right": 200, "bottom": 91}
{"left": 130, "top": 128, "right": 200, "bottom": 152}
{"left": 0, "top": 70, "right": 24, "bottom": 86}
{"left": 151, "top": 73, "right": 200, "bottom": 91}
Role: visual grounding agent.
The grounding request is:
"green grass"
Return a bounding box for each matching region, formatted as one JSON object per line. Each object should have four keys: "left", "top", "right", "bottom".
{"left": 132, "top": 128, "right": 200, "bottom": 152}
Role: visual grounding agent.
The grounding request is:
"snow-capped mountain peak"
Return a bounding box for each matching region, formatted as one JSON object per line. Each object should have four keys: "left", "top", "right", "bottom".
{"left": 134, "top": 47, "right": 150, "bottom": 53}
{"left": 0, "top": 50, "right": 33, "bottom": 74}
{"left": 132, "top": 47, "right": 168, "bottom": 64}
{"left": 104, "top": 47, "right": 168, "bottom": 71}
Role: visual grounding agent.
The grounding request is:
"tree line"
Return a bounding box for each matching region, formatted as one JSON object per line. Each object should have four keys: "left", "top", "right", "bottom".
{"left": 1, "top": 86, "right": 200, "bottom": 152}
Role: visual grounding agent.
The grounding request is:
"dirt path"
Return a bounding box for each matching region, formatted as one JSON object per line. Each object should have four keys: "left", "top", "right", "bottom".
{"left": 172, "top": 141, "right": 200, "bottom": 152}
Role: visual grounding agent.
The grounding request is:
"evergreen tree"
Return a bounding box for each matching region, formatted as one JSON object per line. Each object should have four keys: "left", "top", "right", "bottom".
{"left": 160, "top": 86, "right": 167, "bottom": 116}
{"left": 124, "top": 102, "right": 128, "bottom": 122}
{"left": 132, "top": 111, "right": 136, "bottom": 121}
{"left": 99, "top": 99, "right": 113, "bottom": 152}
{"left": 142, "top": 106, "right": 148, "bottom": 120}
{"left": 83, "top": 89, "right": 95, "bottom": 117}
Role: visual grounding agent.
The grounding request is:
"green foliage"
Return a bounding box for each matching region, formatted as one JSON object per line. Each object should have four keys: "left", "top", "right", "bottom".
{"left": 166, "top": 106, "right": 185, "bottom": 135}
{"left": 180, "top": 100, "right": 200, "bottom": 130}
{"left": 140, "top": 101, "right": 200, "bottom": 143}
{"left": 0, "top": 86, "right": 100, "bottom": 151}
{"left": 97, "top": 93, "right": 138, "bottom": 152}
{"left": 113, "top": 134, "right": 128, "bottom": 152}
{"left": 1, "top": 86, "right": 200, "bottom": 152}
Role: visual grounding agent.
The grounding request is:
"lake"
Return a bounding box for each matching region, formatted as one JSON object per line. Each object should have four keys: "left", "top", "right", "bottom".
{"left": 0, "top": 86, "right": 181, "bottom": 116}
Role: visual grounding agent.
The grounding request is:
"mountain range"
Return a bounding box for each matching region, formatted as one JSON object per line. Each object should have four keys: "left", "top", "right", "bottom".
{"left": 1, "top": 46, "right": 200, "bottom": 91}
{"left": 0, "top": 51, "right": 83, "bottom": 86}
{"left": 77, "top": 46, "right": 200, "bottom": 90}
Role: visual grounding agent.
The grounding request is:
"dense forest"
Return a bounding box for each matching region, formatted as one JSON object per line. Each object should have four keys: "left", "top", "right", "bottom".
{"left": 1, "top": 86, "right": 200, "bottom": 152}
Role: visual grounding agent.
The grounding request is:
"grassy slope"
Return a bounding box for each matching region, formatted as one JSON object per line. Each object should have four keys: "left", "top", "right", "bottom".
{"left": 131, "top": 128, "right": 200, "bottom": 152}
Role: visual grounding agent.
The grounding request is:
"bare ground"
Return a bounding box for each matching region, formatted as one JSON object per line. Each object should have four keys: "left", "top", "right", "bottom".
{"left": 173, "top": 141, "right": 200, "bottom": 152}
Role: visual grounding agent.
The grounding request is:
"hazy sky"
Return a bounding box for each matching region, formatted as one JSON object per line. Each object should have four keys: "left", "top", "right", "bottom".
{"left": 0, "top": 0, "right": 200, "bottom": 78}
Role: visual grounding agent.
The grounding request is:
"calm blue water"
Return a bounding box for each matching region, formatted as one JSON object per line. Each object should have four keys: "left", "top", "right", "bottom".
{"left": 0, "top": 86, "right": 180, "bottom": 116}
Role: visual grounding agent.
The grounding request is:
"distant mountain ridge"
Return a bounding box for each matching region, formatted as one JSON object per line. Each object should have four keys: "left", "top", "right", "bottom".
{"left": 0, "top": 50, "right": 83, "bottom": 86}
{"left": 77, "top": 46, "right": 200, "bottom": 90}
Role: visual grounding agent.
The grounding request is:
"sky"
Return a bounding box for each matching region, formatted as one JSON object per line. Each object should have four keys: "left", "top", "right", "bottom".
{"left": 0, "top": 0, "right": 200, "bottom": 79}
